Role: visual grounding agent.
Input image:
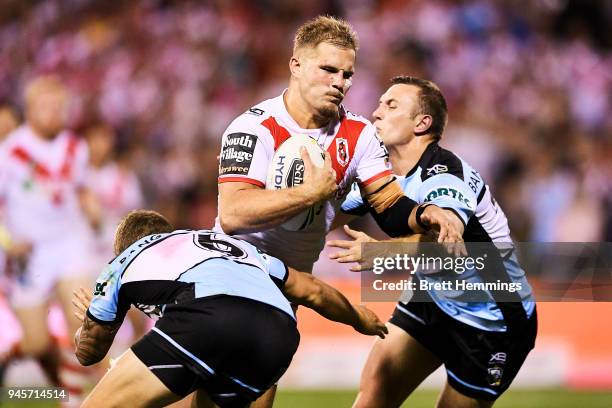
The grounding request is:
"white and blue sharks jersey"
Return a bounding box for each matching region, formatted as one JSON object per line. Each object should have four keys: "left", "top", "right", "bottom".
{"left": 87, "top": 230, "right": 294, "bottom": 325}
{"left": 341, "top": 143, "right": 535, "bottom": 331}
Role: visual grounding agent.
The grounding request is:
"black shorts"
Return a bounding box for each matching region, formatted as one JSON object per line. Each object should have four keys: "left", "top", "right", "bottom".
{"left": 131, "top": 295, "right": 300, "bottom": 408}
{"left": 389, "top": 299, "right": 537, "bottom": 401}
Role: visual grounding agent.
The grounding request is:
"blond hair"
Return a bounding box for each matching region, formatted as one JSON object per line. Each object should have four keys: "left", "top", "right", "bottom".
{"left": 293, "top": 15, "right": 358, "bottom": 53}
{"left": 24, "top": 75, "right": 67, "bottom": 107}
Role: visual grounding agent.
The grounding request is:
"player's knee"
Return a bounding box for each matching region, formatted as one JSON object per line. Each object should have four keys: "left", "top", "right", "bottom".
{"left": 356, "top": 363, "right": 396, "bottom": 407}
{"left": 361, "top": 351, "right": 399, "bottom": 389}
{"left": 353, "top": 389, "right": 393, "bottom": 408}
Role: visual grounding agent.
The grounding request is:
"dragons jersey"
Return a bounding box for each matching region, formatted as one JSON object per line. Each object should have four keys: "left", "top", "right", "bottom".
{"left": 87, "top": 230, "right": 294, "bottom": 324}
{"left": 0, "top": 125, "right": 91, "bottom": 244}
{"left": 87, "top": 162, "right": 144, "bottom": 258}
{"left": 342, "top": 142, "right": 535, "bottom": 332}
{"left": 215, "top": 92, "right": 392, "bottom": 271}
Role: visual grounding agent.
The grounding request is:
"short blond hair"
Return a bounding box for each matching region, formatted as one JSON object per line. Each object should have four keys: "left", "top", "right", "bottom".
{"left": 293, "top": 15, "right": 358, "bottom": 53}
{"left": 24, "top": 75, "right": 67, "bottom": 107}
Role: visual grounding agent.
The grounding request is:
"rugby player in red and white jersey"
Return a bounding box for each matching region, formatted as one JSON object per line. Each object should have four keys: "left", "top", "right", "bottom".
{"left": 216, "top": 16, "right": 462, "bottom": 273}
{"left": 0, "top": 76, "right": 102, "bottom": 399}
{"left": 214, "top": 16, "right": 463, "bottom": 408}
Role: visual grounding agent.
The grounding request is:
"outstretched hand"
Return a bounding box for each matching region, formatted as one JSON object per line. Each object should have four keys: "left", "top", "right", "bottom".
{"left": 327, "top": 225, "right": 376, "bottom": 271}
{"left": 72, "top": 287, "right": 92, "bottom": 322}
{"left": 353, "top": 305, "right": 388, "bottom": 339}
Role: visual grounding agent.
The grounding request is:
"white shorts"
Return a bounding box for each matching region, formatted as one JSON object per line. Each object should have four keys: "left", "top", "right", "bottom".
{"left": 8, "top": 234, "right": 97, "bottom": 309}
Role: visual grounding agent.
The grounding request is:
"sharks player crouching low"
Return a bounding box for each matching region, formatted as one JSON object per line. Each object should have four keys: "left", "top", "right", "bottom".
{"left": 72, "top": 210, "right": 387, "bottom": 408}
{"left": 328, "top": 76, "right": 537, "bottom": 408}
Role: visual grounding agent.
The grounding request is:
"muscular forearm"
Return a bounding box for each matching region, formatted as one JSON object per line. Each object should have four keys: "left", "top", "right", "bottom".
{"left": 219, "top": 185, "right": 320, "bottom": 234}
{"left": 74, "top": 316, "right": 120, "bottom": 366}
{"left": 301, "top": 279, "right": 359, "bottom": 329}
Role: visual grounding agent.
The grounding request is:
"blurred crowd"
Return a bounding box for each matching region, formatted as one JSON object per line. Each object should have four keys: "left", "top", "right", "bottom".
{"left": 0, "top": 0, "right": 610, "bottom": 242}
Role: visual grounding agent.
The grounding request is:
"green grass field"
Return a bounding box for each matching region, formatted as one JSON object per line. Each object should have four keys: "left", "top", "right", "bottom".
{"left": 3, "top": 389, "right": 612, "bottom": 407}
{"left": 274, "top": 389, "right": 612, "bottom": 408}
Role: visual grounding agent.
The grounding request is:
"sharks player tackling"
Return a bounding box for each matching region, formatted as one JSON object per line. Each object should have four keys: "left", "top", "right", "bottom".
{"left": 329, "top": 77, "right": 537, "bottom": 408}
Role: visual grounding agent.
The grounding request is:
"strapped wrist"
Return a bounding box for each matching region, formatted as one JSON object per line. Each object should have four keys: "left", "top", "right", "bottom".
{"left": 415, "top": 203, "right": 434, "bottom": 230}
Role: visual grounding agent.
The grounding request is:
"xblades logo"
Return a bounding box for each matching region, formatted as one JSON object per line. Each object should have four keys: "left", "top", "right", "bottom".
{"left": 427, "top": 164, "right": 448, "bottom": 176}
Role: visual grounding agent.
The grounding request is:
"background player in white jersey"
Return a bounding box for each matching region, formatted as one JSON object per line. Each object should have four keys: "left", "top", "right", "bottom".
{"left": 72, "top": 210, "right": 387, "bottom": 408}
{"left": 329, "top": 77, "right": 537, "bottom": 408}
{"left": 0, "top": 76, "right": 102, "bottom": 395}
{"left": 0, "top": 104, "right": 19, "bottom": 384}
{"left": 85, "top": 124, "right": 147, "bottom": 343}
{"left": 215, "top": 16, "right": 463, "bottom": 407}
{"left": 86, "top": 123, "right": 144, "bottom": 265}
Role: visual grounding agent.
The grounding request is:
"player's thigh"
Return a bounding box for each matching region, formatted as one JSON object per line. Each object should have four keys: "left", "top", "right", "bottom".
{"left": 13, "top": 304, "right": 51, "bottom": 355}
{"left": 437, "top": 381, "right": 493, "bottom": 408}
{"left": 354, "top": 322, "right": 442, "bottom": 408}
{"left": 83, "top": 349, "right": 181, "bottom": 408}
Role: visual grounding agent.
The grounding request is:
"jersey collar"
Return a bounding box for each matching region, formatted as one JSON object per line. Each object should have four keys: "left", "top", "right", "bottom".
{"left": 405, "top": 142, "right": 439, "bottom": 178}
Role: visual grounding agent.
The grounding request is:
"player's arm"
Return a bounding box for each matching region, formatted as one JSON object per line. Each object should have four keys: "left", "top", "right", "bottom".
{"left": 74, "top": 142, "right": 102, "bottom": 233}
{"left": 328, "top": 225, "right": 434, "bottom": 271}
{"left": 72, "top": 287, "right": 123, "bottom": 366}
{"left": 0, "top": 157, "right": 32, "bottom": 259}
{"left": 282, "top": 268, "right": 388, "bottom": 338}
{"left": 352, "top": 128, "right": 462, "bottom": 242}
{"left": 74, "top": 316, "right": 122, "bottom": 366}
{"left": 360, "top": 176, "right": 464, "bottom": 242}
{"left": 219, "top": 148, "right": 337, "bottom": 234}
{"left": 78, "top": 186, "right": 102, "bottom": 233}
{"left": 0, "top": 224, "right": 31, "bottom": 260}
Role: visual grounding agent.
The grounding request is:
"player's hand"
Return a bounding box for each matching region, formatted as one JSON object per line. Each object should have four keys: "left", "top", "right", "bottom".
{"left": 327, "top": 225, "right": 376, "bottom": 271}
{"left": 301, "top": 148, "right": 337, "bottom": 202}
{"left": 72, "top": 287, "right": 92, "bottom": 322}
{"left": 353, "top": 305, "right": 388, "bottom": 339}
{"left": 420, "top": 206, "right": 466, "bottom": 255}
{"left": 6, "top": 240, "right": 32, "bottom": 259}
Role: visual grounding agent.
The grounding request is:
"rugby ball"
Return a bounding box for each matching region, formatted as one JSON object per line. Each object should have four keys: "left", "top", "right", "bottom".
{"left": 266, "top": 136, "right": 326, "bottom": 231}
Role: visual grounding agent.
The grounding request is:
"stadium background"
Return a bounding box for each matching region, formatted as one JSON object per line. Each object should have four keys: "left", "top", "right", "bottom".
{"left": 0, "top": 0, "right": 611, "bottom": 406}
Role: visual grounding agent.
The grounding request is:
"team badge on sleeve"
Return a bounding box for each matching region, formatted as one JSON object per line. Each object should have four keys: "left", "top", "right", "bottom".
{"left": 219, "top": 133, "right": 257, "bottom": 176}
{"left": 336, "top": 138, "right": 350, "bottom": 167}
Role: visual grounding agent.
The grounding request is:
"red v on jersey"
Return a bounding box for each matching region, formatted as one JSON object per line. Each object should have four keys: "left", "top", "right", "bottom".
{"left": 10, "top": 134, "right": 79, "bottom": 205}
{"left": 261, "top": 117, "right": 291, "bottom": 151}
{"left": 263, "top": 115, "right": 365, "bottom": 184}
{"left": 10, "top": 135, "right": 79, "bottom": 181}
